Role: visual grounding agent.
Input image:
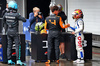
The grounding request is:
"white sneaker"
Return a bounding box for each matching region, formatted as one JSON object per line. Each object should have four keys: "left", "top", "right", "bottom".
{"left": 77, "top": 60, "right": 84, "bottom": 64}
{"left": 73, "top": 59, "right": 80, "bottom": 63}
{"left": 73, "top": 59, "right": 84, "bottom": 64}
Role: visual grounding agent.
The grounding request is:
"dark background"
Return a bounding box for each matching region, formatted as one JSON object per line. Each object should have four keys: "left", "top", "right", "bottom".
{"left": 0, "top": 0, "right": 6, "bottom": 18}
{"left": 27, "top": 0, "right": 51, "bottom": 19}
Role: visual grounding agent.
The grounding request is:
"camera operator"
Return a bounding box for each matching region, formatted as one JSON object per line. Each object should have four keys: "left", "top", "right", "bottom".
{"left": 29, "top": 7, "right": 44, "bottom": 33}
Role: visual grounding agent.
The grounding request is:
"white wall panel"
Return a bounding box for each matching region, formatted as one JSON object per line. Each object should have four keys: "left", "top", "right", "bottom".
{"left": 68, "top": 0, "right": 100, "bottom": 35}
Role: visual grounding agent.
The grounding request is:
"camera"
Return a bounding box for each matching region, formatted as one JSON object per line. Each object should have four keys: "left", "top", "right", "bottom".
{"left": 38, "top": 12, "right": 42, "bottom": 15}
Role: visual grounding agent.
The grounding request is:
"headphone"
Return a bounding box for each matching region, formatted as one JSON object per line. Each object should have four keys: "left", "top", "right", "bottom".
{"left": 58, "top": 5, "right": 61, "bottom": 10}
{"left": 57, "top": 5, "right": 63, "bottom": 11}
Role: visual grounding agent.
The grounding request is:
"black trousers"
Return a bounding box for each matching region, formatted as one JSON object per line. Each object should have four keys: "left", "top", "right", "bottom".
{"left": 7, "top": 34, "right": 20, "bottom": 60}
{"left": 47, "top": 31, "right": 60, "bottom": 60}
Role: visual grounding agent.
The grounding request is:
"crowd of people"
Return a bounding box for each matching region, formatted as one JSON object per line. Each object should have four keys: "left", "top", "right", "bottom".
{"left": 2, "top": 1, "right": 85, "bottom": 65}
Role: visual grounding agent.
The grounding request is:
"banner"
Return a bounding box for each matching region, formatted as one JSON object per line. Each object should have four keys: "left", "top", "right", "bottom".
{"left": 23, "top": 19, "right": 31, "bottom": 41}
{"left": 0, "top": 37, "right": 3, "bottom": 62}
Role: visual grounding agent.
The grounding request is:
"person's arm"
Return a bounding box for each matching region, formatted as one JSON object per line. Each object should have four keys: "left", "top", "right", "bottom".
{"left": 38, "top": 15, "right": 44, "bottom": 22}
{"left": 2, "top": 14, "right": 6, "bottom": 33}
{"left": 2, "top": 14, "right": 6, "bottom": 27}
{"left": 1, "top": 10, "right": 6, "bottom": 17}
{"left": 29, "top": 13, "right": 36, "bottom": 23}
{"left": 74, "top": 20, "right": 84, "bottom": 33}
{"left": 44, "top": 20, "right": 48, "bottom": 30}
{"left": 59, "top": 17, "right": 70, "bottom": 29}
{"left": 41, "top": 15, "right": 44, "bottom": 22}
{"left": 69, "top": 26, "right": 75, "bottom": 31}
{"left": 17, "top": 13, "right": 26, "bottom": 22}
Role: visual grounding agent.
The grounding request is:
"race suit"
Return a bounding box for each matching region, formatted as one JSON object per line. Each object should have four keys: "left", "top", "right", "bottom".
{"left": 70, "top": 18, "right": 84, "bottom": 59}
{"left": 45, "top": 14, "right": 69, "bottom": 60}
{"left": 3, "top": 11, "right": 26, "bottom": 60}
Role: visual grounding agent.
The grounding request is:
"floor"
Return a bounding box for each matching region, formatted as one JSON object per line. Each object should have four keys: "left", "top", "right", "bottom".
{"left": 0, "top": 47, "right": 100, "bottom": 66}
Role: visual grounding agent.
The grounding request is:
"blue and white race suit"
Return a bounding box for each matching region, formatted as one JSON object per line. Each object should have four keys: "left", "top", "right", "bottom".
{"left": 70, "top": 18, "right": 84, "bottom": 59}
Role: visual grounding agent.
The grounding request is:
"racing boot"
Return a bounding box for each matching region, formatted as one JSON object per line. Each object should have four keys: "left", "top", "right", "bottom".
{"left": 17, "top": 60, "right": 26, "bottom": 65}
{"left": 73, "top": 59, "right": 80, "bottom": 63}
{"left": 45, "top": 60, "right": 51, "bottom": 64}
{"left": 8, "top": 60, "right": 15, "bottom": 65}
{"left": 77, "top": 60, "right": 84, "bottom": 64}
{"left": 73, "top": 59, "right": 84, "bottom": 64}
{"left": 56, "top": 60, "right": 59, "bottom": 64}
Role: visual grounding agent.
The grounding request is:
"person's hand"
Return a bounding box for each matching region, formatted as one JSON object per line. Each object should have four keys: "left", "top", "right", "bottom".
{"left": 34, "top": 12, "right": 38, "bottom": 17}
{"left": 67, "top": 23, "right": 70, "bottom": 27}
{"left": 38, "top": 15, "right": 42, "bottom": 19}
{"left": 72, "top": 32, "right": 75, "bottom": 34}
